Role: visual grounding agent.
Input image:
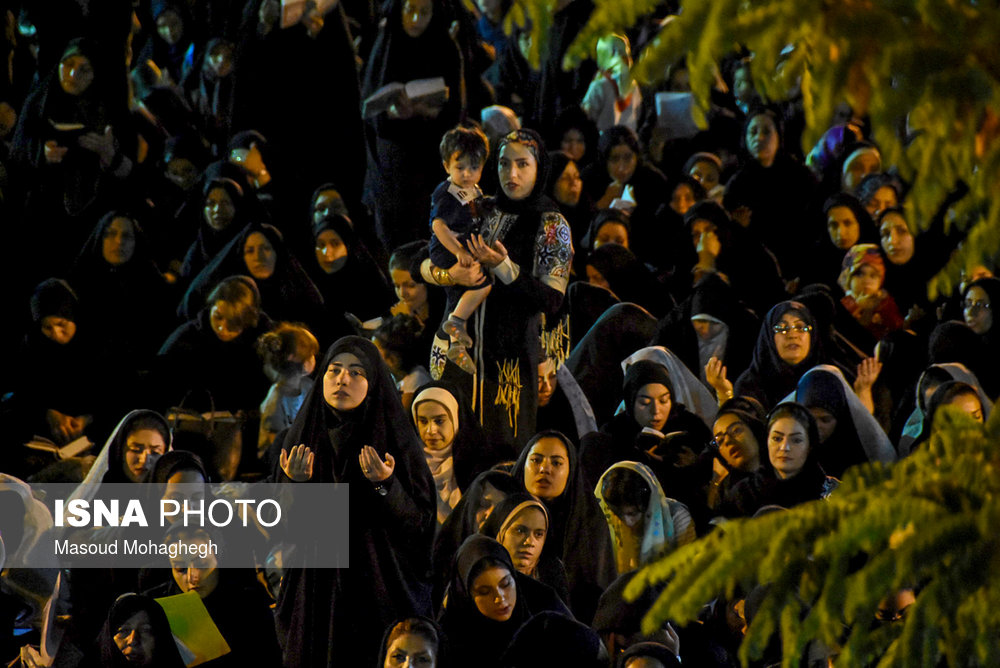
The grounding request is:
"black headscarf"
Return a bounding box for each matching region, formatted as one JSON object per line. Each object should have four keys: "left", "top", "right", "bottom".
{"left": 795, "top": 367, "right": 870, "bottom": 478}
{"left": 585, "top": 244, "right": 668, "bottom": 317}
{"left": 964, "top": 277, "right": 1000, "bottom": 397}
{"left": 308, "top": 212, "right": 394, "bottom": 322}
{"left": 734, "top": 301, "right": 824, "bottom": 410}
{"left": 272, "top": 336, "right": 436, "bottom": 666}
{"left": 500, "top": 611, "right": 606, "bottom": 668}
{"left": 438, "top": 535, "right": 570, "bottom": 668}
{"left": 94, "top": 594, "right": 185, "bottom": 668}
{"left": 178, "top": 221, "right": 324, "bottom": 330}
{"left": 431, "top": 469, "right": 522, "bottom": 607}
{"left": 510, "top": 431, "right": 615, "bottom": 623}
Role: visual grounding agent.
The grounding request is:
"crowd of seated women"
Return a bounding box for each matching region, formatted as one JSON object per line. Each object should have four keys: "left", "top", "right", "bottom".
{"left": 0, "top": 0, "right": 996, "bottom": 665}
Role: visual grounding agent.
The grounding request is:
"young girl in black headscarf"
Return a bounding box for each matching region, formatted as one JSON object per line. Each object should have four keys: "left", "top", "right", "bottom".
{"left": 270, "top": 336, "right": 436, "bottom": 666}
{"left": 438, "top": 534, "right": 570, "bottom": 667}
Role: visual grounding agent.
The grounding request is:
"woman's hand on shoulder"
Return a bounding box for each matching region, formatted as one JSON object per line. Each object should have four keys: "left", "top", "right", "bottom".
{"left": 280, "top": 443, "right": 314, "bottom": 481}
{"left": 359, "top": 445, "right": 394, "bottom": 482}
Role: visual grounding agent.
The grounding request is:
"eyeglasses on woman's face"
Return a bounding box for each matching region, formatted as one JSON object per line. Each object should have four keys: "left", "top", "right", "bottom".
{"left": 772, "top": 324, "right": 812, "bottom": 335}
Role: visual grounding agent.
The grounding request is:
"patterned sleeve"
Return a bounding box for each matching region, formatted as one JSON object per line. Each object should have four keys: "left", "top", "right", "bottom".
{"left": 533, "top": 211, "right": 574, "bottom": 294}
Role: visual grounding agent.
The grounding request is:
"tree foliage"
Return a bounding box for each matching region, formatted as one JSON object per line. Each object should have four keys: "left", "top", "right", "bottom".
{"left": 621, "top": 405, "right": 1000, "bottom": 666}
{"left": 522, "top": 0, "right": 1000, "bottom": 298}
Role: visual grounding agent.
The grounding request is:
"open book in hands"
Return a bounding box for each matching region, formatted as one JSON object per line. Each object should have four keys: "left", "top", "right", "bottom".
{"left": 362, "top": 77, "right": 449, "bottom": 119}
{"left": 25, "top": 434, "right": 94, "bottom": 460}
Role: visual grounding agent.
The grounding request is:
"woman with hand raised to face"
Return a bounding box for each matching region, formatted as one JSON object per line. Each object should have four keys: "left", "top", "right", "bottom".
{"left": 270, "top": 335, "right": 437, "bottom": 667}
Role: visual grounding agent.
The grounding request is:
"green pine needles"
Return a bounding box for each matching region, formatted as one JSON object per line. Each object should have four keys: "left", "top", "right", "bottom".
{"left": 621, "top": 405, "right": 1000, "bottom": 666}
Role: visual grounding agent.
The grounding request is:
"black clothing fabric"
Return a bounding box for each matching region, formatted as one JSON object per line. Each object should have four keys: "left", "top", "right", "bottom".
{"left": 307, "top": 213, "right": 395, "bottom": 326}
{"left": 510, "top": 431, "right": 615, "bottom": 624}
{"left": 233, "top": 3, "right": 367, "bottom": 221}
{"left": 963, "top": 277, "right": 1000, "bottom": 398}
{"left": 179, "top": 173, "right": 254, "bottom": 282}
{"left": 584, "top": 244, "right": 672, "bottom": 318}
{"left": 565, "top": 302, "right": 659, "bottom": 427}
{"left": 500, "top": 611, "right": 607, "bottom": 668}
{"left": 69, "top": 211, "right": 173, "bottom": 373}
{"left": 479, "top": 491, "right": 572, "bottom": 606}
{"left": 651, "top": 273, "right": 759, "bottom": 384}
{"left": 734, "top": 301, "right": 826, "bottom": 411}
{"left": 155, "top": 306, "right": 273, "bottom": 414}
{"left": 144, "top": 569, "right": 281, "bottom": 668}
{"left": 723, "top": 462, "right": 833, "bottom": 517}
{"left": 271, "top": 336, "right": 436, "bottom": 667}
{"left": 565, "top": 281, "right": 621, "bottom": 351}
{"left": 85, "top": 593, "right": 185, "bottom": 668}
{"left": 722, "top": 152, "right": 818, "bottom": 281}
{"left": 530, "top": 0, "right": 596, "bottom": 136}
{"left": 579, "top": 359, "right": 713, "bottom": 506}
{"left": 928, "top": 320, "right": 998, "bottom": 401}
{"left": 361, "top": 0, "right": 488, "bottom": 252}
{"left": 437, "top": 534, "right": 571, "bottom": 668}
{"left": 431, "top": 470, "right": 522, "bottom": 609}
{"left": 179, "top": 222, "right": 325, "bottom": 334}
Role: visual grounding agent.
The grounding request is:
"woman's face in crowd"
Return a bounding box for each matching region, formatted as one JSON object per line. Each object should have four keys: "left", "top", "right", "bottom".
{"left": 692, "top": 318, "right": 725, "bottom": 342}
{"left": 947, "top": 392, "right": 984, "bottom": 423}
{"left": 323, "top": 352, "right": 369, "bottom": 411}
{"left": 500, "top": 507, "right": 547, "bottom": 574}
{"left": 209, "top": 301, "right": 243, "bottom": 342}
{"left": 865, "top": 186, "right": 897, "bottom": 220}
{"left": 594, "top": 221, "right": 628, "bottom": 249}
{"left": 384, "top": 632, "right": 436, "bottom": 668}
{"left": 963, "top": 285, "right": 993, "bottom": 335}
{"left": 843, "top": 152, "right": 881, "bottom": 192}
{"left": 772, "top": 311, "right": 811, "bottom": 366}
{"left": 102, "top": 217, "right": 137, "bottom": 266}
{"left": 123, "top": 428, "right": 167, "bottom": 483}
{"left": 768, "top": 416, "right": 809, "bottom": 479}
{"left": 524, "top": 437, "right": 569, "bottom": 500}
{"left": 475, "top": 482, "right": 504, "bottom": 528}
{"left": 313, "top": 189, "right": 348, "bottom": 224}
{"left": 606, "top": 143, "right": 638, "bottom": 184}
{"left": 561, "top": 129, "right": 586, "bottom": 162}
{"left": 879, "top": 212, "right": 914, "bottom": 265}
{"left": 670, "top": 183, "right": 697, "bottom": 216}
{"left": 688, "top": 159, "right": 720, "bottom": 192}
{"left": 203, "top": 187, "right": 236, "bottom": 232}
{"left": 746, "top": 114, "right": 778, "bottom": 167}
{"left": 415, "top": 400, "right": 455, "bottom": 451}
{"left": 161, "top": 469, "right": 207, "bottom": 521}
{"left": 243, "top": 232, "right": 277, "bottom": 280}
{"left": 392, "top": 269, "right": 428, "bottom": 315}
{"left": 689, "top": 218, "right": 717, "bottom": 249}
{"left": 113, "top": 610, "right": 155, "bottom": 666}
{"left": 471, "top": 566, "right": 517, "bottom": 622}
{"left": 315, "top": 229, "right": 348, "bottom": 274}
{"left": 206, "top": 42, "right": 234, "bottom": 79}
{"left": 401, "top": 0, "right": 433, "bottom": 38}
{"left": 633, "top": 382, "right": 672, "bottom": 432}
{"left": 156, "top": 10, "right": 184, "bottom": 45}
{"left": 553, "top": 161, "right": 582, "bottom": 207}
{"left": 809, "top": 407, "right": 837, "bottom": 444}
{"left": 586, "top": 264, "right": 610, "bottom": 291}
{"left": 826, "top": 206, "right": 860, "bottom": 250}
{"left": 712, "top": 413, "right": 760, "bottom": 472}
{"left": 165, "top": 157, "right": 199, "bottom": 191}
{"left": 41, "top": 316, "right": 77, "bottom": 345}
{"left": 498, "top": 142, "right": 538, "bottom": 201}
{"left": 170, "top": 542, "right": 219, "bottom": 598}
{"left": 59, "top": 53, "right": 95, "bottom": 96}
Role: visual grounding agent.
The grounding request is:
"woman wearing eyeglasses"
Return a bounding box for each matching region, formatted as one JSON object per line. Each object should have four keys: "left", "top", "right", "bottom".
{"left": 703, "top": 397, "right": 768, "bottom": 518}
{"left": 961, "top": 277, "right": 1000, "bottom": 400}
{"left": 730, "top": 301, "right": 829, "bottom": 411}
